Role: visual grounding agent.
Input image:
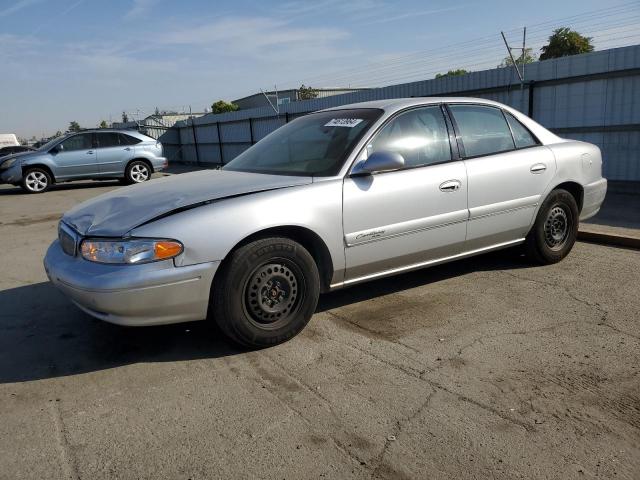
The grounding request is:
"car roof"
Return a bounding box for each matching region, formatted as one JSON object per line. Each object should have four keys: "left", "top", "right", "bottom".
{"left": 70, "top": 129, "right": 140, "bottom": 134}
{"left": 321, "top": 97, "right": 506, "bottom": 114}
{"left": 64, "top": 129, "right": 152, "bottom": 140}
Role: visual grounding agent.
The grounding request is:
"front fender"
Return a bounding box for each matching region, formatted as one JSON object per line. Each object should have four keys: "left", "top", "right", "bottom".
{"left": 130, "top": 179, "right": 345, "bottom": 282}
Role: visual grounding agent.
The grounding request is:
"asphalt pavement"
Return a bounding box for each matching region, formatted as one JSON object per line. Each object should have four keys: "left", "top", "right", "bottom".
{"left": 1, "top": 178, "right": 639, "bottom": 480}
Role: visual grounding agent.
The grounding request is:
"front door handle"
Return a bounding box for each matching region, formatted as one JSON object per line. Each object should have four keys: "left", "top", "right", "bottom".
{"left": 86, "top": 150, "right": 94, "bottom": 155}
{"left": 530, "top": 163, "right": 546, "bottom": 173}
{"left": 439, "top": 180, "right": 461, "bottom": 192}
{"left": 124, "top": 147, "right": 131, "bottom": 151}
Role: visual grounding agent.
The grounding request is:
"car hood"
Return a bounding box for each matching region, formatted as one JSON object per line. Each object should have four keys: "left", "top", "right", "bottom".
{"left": 63, "top": 169, "right": 313, "bottom": 237}
{"left": 0, "top": 150, "right": 36, "bottom": 163}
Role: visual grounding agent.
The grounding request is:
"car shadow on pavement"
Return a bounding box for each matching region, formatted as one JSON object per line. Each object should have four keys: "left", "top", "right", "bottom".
{"left": 0, "top": 282, "right": 245, "bottom": 384}
{"left": 317, "top": 248, "right": 531, "bottom": 312}
{"left": 0, "top": 250, "right": 531, "bottom": 384}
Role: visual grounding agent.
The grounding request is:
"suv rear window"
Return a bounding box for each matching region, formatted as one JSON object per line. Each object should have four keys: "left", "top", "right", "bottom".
{"left": 119, "top": 133, "right": 142, "bottom": 145}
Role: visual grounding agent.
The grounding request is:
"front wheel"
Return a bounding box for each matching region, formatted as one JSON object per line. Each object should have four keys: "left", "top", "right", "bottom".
{"left": 525, "top": 189, "right": 579, "bottom": 264}
{"left": 124, "top": 160, "right": 151, "bottom": 184}
{"left": 21, "top": 167, "right": 51, "bottom": 193}
{"left": 211, "top": 237, "right": 320, "bottom": 347}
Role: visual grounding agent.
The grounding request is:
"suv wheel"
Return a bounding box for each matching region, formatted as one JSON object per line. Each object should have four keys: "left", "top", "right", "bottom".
{"left": 125, "top": 160, "right": 151, "bottom": 184}
{"left": 211, "top": 237, "right": 320, "bottom": 347}
{"left": 21, "top": 168, "right": 51, "bottom": 193}
{"left": 525, "top": 188, "right": 579, "bottom": 264}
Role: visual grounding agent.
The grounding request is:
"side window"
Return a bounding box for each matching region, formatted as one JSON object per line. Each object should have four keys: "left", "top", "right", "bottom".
{"left": 367, "top": 106, "right": 451, "bottom": 168}
{"left": 119, "top": 133, "right": 142, "bottom": 145}
{"left": 504, "top": 112, "right": 538, "bottom": 148}
{"left": 60, "top": 133, "right": 92, "bottom": 151}
{"left": 96, "top": 132, "right": 120, "bottom": 148}
{"left": 449, "top": 105, "right": 515, "bottom": 157}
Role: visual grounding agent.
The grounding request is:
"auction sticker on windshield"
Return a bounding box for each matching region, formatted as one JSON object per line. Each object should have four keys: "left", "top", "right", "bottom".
{"left": 324, "top": 118, "right": 364, "bottom": 127}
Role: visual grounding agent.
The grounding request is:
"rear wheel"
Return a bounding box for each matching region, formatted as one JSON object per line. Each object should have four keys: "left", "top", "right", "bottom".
{"left": 211, "top": 237, "right": 320, "bottom": 347}
{"left": 525, "top": 189, "right": 579, "bottom": 264}
{"left": 125, "top": 160, "right": 151, "bottom": 184}
{"left": 21, "top": 168, "right": 51, "bottom": 193}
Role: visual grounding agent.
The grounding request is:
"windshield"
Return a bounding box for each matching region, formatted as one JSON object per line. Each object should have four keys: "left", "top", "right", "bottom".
{"left": 38, "top": 136, "right": 66, "bottom": 151}
{"left": 223, "top": 108, "right": 382, "bottom": 176}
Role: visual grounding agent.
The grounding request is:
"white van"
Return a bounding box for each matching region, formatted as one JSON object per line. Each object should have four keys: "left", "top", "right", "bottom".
{"left": 0, "top": 134, "right": 20, "bottom": 148}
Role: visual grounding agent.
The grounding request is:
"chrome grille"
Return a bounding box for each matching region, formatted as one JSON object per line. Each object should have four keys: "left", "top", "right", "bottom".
{"left": 58, "top": 223, "right": 77, "bottom": 256}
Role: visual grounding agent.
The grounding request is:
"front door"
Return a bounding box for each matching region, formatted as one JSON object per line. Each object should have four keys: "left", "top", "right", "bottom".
{"left": 95, "top": 132, "right": 135, "bottom": 175}
{"left": 343, "top": 105, "right": 468, "bottom": 283}
{"left": 51, "top": 133, "right": 97, "bottom": 179}
{"left": 447, "top": 104, "right": 556, "bottom": 250}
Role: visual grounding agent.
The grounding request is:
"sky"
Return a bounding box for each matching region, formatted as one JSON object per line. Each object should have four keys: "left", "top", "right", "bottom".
{"left": 1, "top": 0, "right": 638, "bottom": 138}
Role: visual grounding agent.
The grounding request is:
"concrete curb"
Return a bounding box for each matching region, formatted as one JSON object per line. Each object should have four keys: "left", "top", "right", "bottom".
{"left": 578, "top": 227, "right": 640, "bottom": 250}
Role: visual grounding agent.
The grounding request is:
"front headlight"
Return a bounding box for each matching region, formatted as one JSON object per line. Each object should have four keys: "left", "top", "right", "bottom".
{"left": 0, "top": 158, "right": 17, "bottom": 171}
{"left": 80, "top": 238, "right": 183, "bottom": 264}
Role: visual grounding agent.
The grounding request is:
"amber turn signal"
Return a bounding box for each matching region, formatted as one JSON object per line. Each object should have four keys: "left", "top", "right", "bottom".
{"left": 154, "top": 241, "right": 183, "bottom": 260}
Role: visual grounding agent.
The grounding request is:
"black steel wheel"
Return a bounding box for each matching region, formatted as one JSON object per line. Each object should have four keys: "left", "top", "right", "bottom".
{"left": 211, "top": 237, "right": 320, "bottom": 347}
{"left": 525, "top": 188, "right": 579, "bottom": 264}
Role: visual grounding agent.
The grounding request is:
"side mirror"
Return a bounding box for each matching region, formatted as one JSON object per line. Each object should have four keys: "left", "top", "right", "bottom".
{"left": 352, "top": 150, "right": 404, "bottom": 175}
{"left": 51, "top": 144, "right": 63, "bottom": 154}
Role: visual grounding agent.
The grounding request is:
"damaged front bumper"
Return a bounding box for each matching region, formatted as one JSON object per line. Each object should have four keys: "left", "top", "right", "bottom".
{"left": 0, "top": 163, "right": 23, "bottom": 185}
{"left": 44, "top": 239, "right": 219, "bottom": 326}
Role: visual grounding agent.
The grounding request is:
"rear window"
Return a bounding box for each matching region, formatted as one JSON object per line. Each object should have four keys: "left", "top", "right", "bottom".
{"left": 119, "top": 133, "right": 142, "bottom": 145}
{"left": 504, "top": 112, "right": 538, "bottom": 148}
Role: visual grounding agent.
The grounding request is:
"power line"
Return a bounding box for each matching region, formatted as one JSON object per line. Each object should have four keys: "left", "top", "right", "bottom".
{"left": 289, "top": 16, "right": 640, "bottom": 88}
{"left": 280, "top": 2, "right": 640, "bottom": 89}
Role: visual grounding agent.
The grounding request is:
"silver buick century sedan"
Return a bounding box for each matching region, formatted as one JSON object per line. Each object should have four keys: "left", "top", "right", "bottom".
{"left": 44, "top": 98, "right": 607, "bottom": 347}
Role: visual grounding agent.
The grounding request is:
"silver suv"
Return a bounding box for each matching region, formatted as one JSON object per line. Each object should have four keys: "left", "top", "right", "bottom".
{"left": 0, "top": 130, "right": 167, "bottom": 193}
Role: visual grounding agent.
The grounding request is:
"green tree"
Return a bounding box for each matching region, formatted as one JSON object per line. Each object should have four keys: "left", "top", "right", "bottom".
{"left": 499, "top": 47, "right": 537, "bottom": 67}
{"left": 435, "top": 69, "right": 468, "bottom": 79}
{"left": 98, "top": 120, "right": 108, "bottom": 128}
{"left": 122, "top": 111, "right": 129, "bottom": 123}
{"left": 540, "top": 27, "right": 594, "bottom": 61}
{"left": 54, "top": 130, "right": 63, "bottom": 138}
{"left": 298, "top": 84, "right": 319, "bottom": 100}
{"left": 68, "top": 121, "right": 81, "bottom": 132}
{"left": 211, "top": 100, "right": 239, "bottom": 114}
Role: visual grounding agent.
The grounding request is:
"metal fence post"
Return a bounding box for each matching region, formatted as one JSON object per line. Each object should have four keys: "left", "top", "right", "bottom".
{"left": 249, "top": 117, "right": 255, "bottom": 145}
{"left": 527, "top": 81, "right": 535, "bottom": 118}
{"left": 190, "top": 116, "right": 200, "bottom": 166}
{"left": 216, "top": 122, "right": 224, "bottom": 165}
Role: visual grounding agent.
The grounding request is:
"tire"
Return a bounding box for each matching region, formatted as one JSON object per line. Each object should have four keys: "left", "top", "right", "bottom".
{"left": 124, "top": 160, "right": 151, "bottom": 184}
{"left": 21, "top": 167, "right": 51, "bottom": 193}
{"left": 211, "top": 237, "right": 320, "bottom": 348}
{"left": 525, "top": 188, "right": 579, "bottom": 265}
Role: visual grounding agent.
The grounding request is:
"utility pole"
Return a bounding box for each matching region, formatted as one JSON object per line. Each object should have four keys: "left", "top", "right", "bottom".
{"left": 261, "top": 86, "right": 279, "bottom": 115}
{"left": 501, "top": 28, "right": 527, "bottom": 87}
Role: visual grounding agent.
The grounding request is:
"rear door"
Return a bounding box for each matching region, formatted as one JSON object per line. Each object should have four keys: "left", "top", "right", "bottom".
{"left": 447, "top": 104, "right": 556, "bottom": 250}
{"left": 343, "top": 105, "right": 468, "bottom": 282}
{"left": 95, "top": 132, "right": 135, "bottom": 175}
{"left": 51, "top": 133, "right": 97, "bottom": 179}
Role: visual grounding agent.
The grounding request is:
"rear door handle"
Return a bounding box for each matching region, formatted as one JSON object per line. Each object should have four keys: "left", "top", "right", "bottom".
{"left": 86, "top": 150, "right": 94, "bottom": 155}
{"left": 439, "top": 180, "right": 461, "bottom": 192}
{"left": 124, "top": 147, "right": 131, "bottom": 151}
{"left": 530, "top": 163, "right": 546, "bottom": 173}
